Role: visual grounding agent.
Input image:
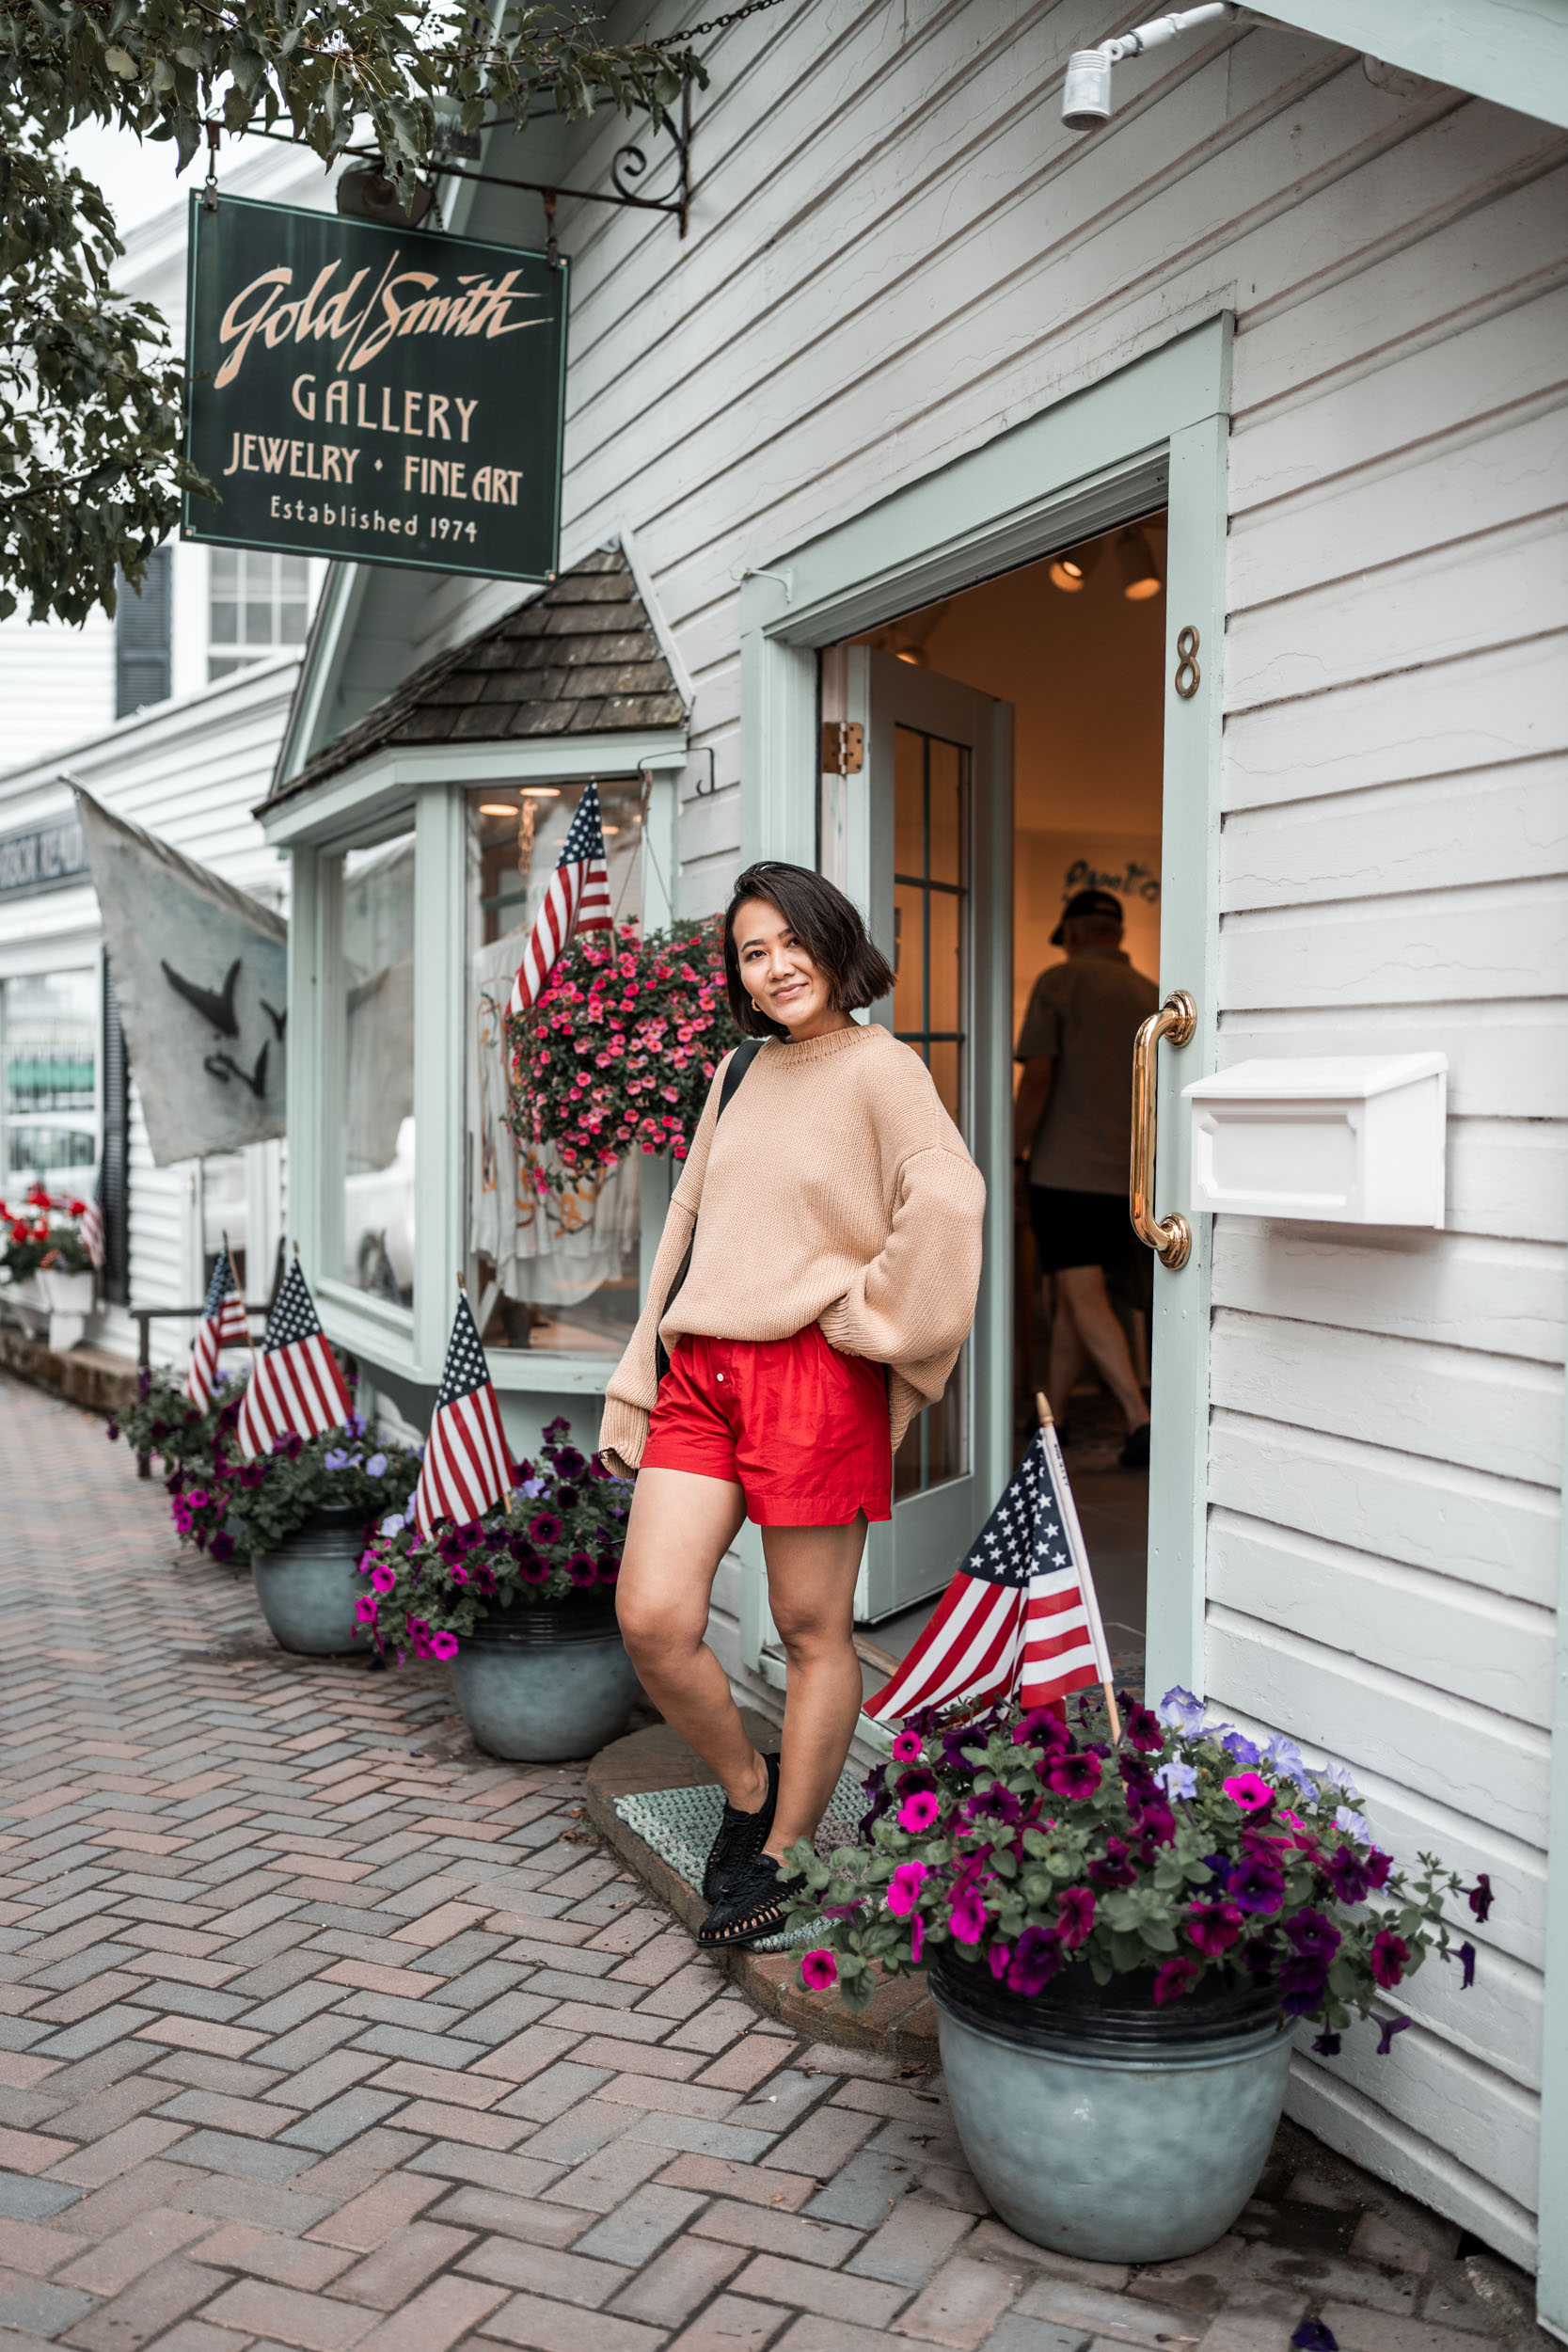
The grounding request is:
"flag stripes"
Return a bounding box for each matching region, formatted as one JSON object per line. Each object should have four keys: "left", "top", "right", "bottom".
{"left": 235, "top": 1258, "right": 352, "bottom": 1458}
{"left": 412, "top": 1291, "right": 515, "bottom": 1534}
{"left": 507, "top": 782, "right": 614, "bottom": 1019}
{"left": 866, "top": 1416, "right": 1116, "bottom": 1727}
{"left": 186, "top": 1248, "right": 249, "bottom": 1411}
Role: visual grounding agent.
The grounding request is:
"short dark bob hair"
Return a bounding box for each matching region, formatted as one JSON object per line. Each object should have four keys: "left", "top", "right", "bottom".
{"left": 723, "top": 862, "right": 895, "bottom": 1039}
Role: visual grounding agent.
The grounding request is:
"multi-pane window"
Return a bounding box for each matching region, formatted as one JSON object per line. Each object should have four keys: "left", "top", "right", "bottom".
{"left": 1, "top": 972, "right": 98, "bottom": 1187}
{"left": 328, "top": 834, "right": 417, "bottom": 1311}
{"left": 892, "top": 723, "right": 970, "bottom": 1497}
{"left": 209, "top": 550, "right": 310, "bottom": 680}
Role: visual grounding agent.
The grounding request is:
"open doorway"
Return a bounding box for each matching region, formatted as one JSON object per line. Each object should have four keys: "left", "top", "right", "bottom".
{"left": 826, "top": 515, "right": 1167, "bottom": 1700}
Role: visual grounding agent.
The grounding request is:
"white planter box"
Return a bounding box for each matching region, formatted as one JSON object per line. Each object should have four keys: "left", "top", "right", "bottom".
{"left": 1183, "top": 1054, "right": 1447, "bottom": 1229}
{"left": 37, "top": 1268, "right": 94, "bottom": 1353}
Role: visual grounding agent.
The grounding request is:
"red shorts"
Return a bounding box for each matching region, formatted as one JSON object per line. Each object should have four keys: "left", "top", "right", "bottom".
{"left": 641, "top": 1327, "right": 892, "bottom": 1527}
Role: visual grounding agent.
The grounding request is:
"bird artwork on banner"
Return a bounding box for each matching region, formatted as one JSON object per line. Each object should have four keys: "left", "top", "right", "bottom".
{"left": 235, "top": 1254, "right": 353, "bottom": 1458}
{"left": 865, "top": 1396, "right": 1119, "bottom": 1737}
{"left": 507, "top": 781, "right": 614, "bottom": 1017}
{"left": 186, "top": 1245, "right": 250, "bottom": 1410}
{"left": 412, "top": 1287, "right": 515, "bottom": 1534}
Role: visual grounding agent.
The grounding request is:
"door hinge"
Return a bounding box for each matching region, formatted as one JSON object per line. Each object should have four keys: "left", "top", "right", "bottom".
{"left": 821, "top": 720, "right": 863, "bottom": 775}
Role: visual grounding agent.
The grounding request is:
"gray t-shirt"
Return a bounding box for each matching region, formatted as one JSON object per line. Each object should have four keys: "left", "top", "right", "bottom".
{"left": 1016, "top": 947, "right": 1160, "bottom": 1195}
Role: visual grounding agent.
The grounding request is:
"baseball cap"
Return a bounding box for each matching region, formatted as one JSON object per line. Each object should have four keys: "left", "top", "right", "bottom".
{"left": 1051, "top": 887, "right": 1124, "bottom": 947}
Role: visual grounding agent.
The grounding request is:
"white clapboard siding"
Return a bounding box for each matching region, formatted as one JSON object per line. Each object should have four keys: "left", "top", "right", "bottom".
{"left": 1294, "top": 2028, "right": 1542, "bottom": 2233}
{"left": 1211, "top": 1224, "right": 1566, "bottom": 1363}
{"left": 1220, "top": 762, "right": 1568, "bottom": 914}
{"left": 1216, "top": 1004, "right": 1568, "bottom": 1121}
{"left": 1218, "top": 877, "right": 1568, "bottom": 1009}
{"left": 1209, "top": 1412, "right": 1561, "bottom": 1609}
{"left": 1211, "top": 1310, "right": 1562, "bottom": 1487}
{"left": 0, "top": 612, "right": 117, "bottom": 774}
{"left": 1222, "top": 632, "right": 1568, "bottom": 810}
{"left": 1209, "top": 1511, "right": 1554, "bottom": 1727}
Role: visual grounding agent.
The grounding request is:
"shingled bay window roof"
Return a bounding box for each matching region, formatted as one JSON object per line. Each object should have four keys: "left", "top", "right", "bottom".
{"left": 271, "top": 548, "right": 686, "bottom": 805}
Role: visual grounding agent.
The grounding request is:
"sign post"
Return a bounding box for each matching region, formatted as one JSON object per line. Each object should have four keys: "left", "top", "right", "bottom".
{"left": 182, "top": 195, "right": 567, "bottom": 584}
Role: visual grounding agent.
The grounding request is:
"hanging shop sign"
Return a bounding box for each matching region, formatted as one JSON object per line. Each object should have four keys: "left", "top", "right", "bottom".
{"left": 182, "top": 194, "right": 566, "bottom": 584}
{"left": 0, "top": 816, "right": 87, "bottom": 898}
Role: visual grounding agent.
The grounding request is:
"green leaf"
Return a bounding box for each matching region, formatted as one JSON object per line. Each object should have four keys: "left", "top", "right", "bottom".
{"left": 103, "top": 45, "right": 137, "bottom": 76}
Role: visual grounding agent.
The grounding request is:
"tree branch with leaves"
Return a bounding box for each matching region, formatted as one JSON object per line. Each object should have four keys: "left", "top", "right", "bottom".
{"left": 0, "top": 0, "right": 705, "bottom": 625}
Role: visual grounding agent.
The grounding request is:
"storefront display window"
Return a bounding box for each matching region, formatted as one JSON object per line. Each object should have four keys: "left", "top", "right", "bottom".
{"left": 1, "top": 971, "right": 98, "bottom": 1187}
{"left": 330, "top": 833, "right": 416, "bottom": 1311}
{"left": 467, "top": 781, "right": 646, "bottom": 1354}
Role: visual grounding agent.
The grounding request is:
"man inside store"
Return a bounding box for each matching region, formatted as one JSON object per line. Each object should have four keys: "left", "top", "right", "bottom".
{"left": 1014, "top": 886, "right": 1159, "bottom": 1469}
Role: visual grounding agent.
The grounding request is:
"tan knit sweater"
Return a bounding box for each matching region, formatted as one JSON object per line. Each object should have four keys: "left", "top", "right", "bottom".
{"left": 599, "top": 1021, "right": 986, "bottom": 1480}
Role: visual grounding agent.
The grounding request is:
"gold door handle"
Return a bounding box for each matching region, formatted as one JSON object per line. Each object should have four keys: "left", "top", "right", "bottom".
{"left": 1130, "top": 989, "right": 1196, "bottom": 1270}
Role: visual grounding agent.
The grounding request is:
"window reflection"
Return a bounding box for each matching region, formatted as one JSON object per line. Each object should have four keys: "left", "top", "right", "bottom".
{"left": 2, "top": 972, "right": 98, "bottom": 1186}
{"left": 467, "top": 783, "right": 646, "bottom": 1355}
{"left": 335, "top": 835, "right": 416, "bottom": 1310}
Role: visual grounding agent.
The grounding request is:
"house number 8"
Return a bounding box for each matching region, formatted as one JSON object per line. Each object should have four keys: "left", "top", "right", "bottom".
{"left": 1174, "top": 627, "right": 1201, "bottom": 699}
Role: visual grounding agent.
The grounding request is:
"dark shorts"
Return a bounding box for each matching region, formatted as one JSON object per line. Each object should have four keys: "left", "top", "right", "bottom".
{"left": 1028, "top": 1183, "right": 1134, "bottom": 1276}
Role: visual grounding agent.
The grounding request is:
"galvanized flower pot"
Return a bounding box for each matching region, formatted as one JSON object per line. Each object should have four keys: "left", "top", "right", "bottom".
{"left": 930, "top": 1954, "right": 1291, "bottom": 2262}
{"left": 250, "top": 1505, "right": 369, "bottom": 1657}
{"left": 452, "top": 1594, "right": 638, "bottom": 1761}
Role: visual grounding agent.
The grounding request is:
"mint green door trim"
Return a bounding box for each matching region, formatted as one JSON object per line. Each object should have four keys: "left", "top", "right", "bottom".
{"left": 1537, "top": 1333, "right": 1568, "bottom": 2332}
{"left": 736, "top": 313, "right": 1232, "bottom": 1705}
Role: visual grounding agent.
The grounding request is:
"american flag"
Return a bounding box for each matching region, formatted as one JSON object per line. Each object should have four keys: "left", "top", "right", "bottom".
{"left": 80, "top": 1167, "right": 105, "bottom": 1273}
{"left": 235, "top": 1255, "right": 353, "bottom": 1459}
{"left": 412, "top": 1290, "right": 515, "bottom": 1533}
{"left": 507, "top": 781, "right": 613, "bottom": 1017}
{"left": 186, "top": 1247, "right": 250, "bottom": 1409}
{"left": 866, "top": 1405, "right": 1117, "bottom": 1729}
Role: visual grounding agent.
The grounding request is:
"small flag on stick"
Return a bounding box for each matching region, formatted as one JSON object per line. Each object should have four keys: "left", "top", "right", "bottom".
{"left": 411, "top": 1285, "right": 515, "bottom": 1533}
{"left": 865, "top": 1393, "right": 1119, "bottom": 1738}
{"left": 80, "top": 1167, "right": 106, "bottom": 1273}
{"left": 186, "top": 1245, "right": 249, "bottom": 1409}
{"left": 507, "top": 781, "right": 614, "bottom": 1017}
{"left": 235, "top": 1253, "right": 353, "bottom": 1458}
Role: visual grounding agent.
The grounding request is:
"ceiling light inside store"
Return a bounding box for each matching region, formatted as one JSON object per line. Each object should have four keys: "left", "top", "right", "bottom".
{"left": 1049, "top": 552, "right": 1091, "bottom": 593}
{"left": 1117, "top": 528, "right": 1163, "bottom": 601}
{"left": 895, "top": 647, "right": 927, "bottom": 666}
{"left": 479, "top": 803, "right": 517, "bottom": 815}
{"left": 520, "top": 787, "right": 562, "bottom": 798}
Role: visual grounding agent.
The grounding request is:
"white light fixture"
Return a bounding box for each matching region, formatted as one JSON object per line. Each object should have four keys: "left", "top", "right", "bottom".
{"left": 1063, "top": 4, "right": 1240, "bottom": 132}
{"left": 479, "top": 802, "right": 517, "bottom": 815}
{"left": 520, "top": 786, "right": 562, "bottom": 799}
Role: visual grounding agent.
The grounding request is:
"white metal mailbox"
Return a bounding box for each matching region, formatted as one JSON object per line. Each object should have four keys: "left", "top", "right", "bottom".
{"left": 1183, "top": 1053, "right": 1448, "bottom": 1228}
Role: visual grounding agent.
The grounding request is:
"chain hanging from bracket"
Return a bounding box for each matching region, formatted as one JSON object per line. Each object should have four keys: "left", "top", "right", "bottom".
{"left": 202, "top": 119, "right": 221, "bottom": 212}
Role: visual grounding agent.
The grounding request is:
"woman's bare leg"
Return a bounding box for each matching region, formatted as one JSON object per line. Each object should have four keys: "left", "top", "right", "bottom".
{"left": 761, "top": 1515, "right": 869, "bottom": 1861}
{"left": 614, "top": 1467, "right": 766, "bottom": 1813}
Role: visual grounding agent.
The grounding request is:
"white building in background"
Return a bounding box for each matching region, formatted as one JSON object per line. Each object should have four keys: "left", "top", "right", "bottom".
{"left": 0, "top": 136, "right": 340, "bottom": 1344}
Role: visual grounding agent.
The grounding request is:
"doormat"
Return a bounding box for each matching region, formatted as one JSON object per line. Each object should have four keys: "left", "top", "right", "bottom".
{"left": 613, "top": 1764, "right": 866, "bottom": 1953}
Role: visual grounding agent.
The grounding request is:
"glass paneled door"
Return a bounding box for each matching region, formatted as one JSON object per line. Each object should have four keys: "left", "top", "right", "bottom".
{"left": 844, "top": 649, "right": 1012, "bottom": 1621}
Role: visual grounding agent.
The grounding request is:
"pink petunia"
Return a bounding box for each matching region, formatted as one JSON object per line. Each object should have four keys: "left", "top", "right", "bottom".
{"left": 1056, "top": 1886, "right": 1096, "bottom": 1948}
{"left": 948, "top": 1885, "right": 988, "bottom": 1945}
{"left": 800, "top": 1949, "right": 837, "bottom": 1992}
{"left": 910, "top": 1914, "right": 924, "bottom": 1965}
{"left": 885, "top": 1862, "right": 928, "bottom": 1918}
{"left": 1222, "top": 1772, "right": 1275, "bottom": 1812}
{"left": 1370, "top": 1929, "right": 1409, "bottom": 1989}
{"left": 355, "top": 1595, "right": 378, "bottom": 1625}
{"left": 891, "top": 1731, "right": 924, "bottom": 1761}
{"left": 898, "top": 1789, "right": 940, "bottom": 1834}
{"left": 1153, "top": 1957, "right": 1200, "bottom": 2005}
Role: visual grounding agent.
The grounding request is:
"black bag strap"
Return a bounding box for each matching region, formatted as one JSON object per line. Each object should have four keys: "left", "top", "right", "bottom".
{"left": 654, "top": 1039, "right": 764, "bottom": 1386}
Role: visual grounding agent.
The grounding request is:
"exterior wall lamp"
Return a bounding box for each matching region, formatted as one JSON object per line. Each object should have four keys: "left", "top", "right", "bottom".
{"left": 1062, "top": 4, "right": 1242, "bottom": 130}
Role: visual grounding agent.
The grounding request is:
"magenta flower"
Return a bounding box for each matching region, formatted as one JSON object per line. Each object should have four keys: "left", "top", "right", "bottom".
{"left": 1047, "top": 1750, "right": 1102, "bottom": 1801}
{"left": 1369, "top": 1930, "right": 1409, "bottom": 1989}
{"left": 429, "top": 1629, "right": 459, "bottom": 1661}
{"left": 1153, "top": 1957, "right": 1199, "bottom": 2005}
{"left": 1124, "top": 1701, "right": 1164, "bottom": 1755}
{"left": 1223, "top": 1772, "right": 1275, "bottom": 1813}
{"left": 1187, "top": 1899, "right": 1243, "bottom": 1956}
{"left": 885, "top": 1862, "right": 928, "bottom": 1918}
{"left": 800, "top": 1949, "right": 837, "bottom": 1992}
{"left": 1465, "top": 1873, "right": 1494, "bottom": 1922}
{"left": 1364, "top": 1848, "right": 1393, "bottom": 1890}
{"left": 897, "top": 1789, "right": 940, "bottom": 1834}
{"left": 947, "top": 1885, "right": 989, "bottom": 1945}
{"left": 355, "top": 1595, "right": 378, "bottom": 1626}
{"left": 910, "top": 1914, "right": 924, "bottom": 1965}
{"left": 1057, "top": 1886, "right": 1096, "bottom": 1948}
{"left": 892, "top": 1731, "right": 924, "bottom": 1762}
{"left": 1227, "top": 1853, "right": 1286, "bottom": 1915}
{"left": 987, "top": 1942, "right": 1011, "bottom": 1981}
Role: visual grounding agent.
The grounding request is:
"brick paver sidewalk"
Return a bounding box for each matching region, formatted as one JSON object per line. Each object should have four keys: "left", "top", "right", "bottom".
{"left": 0, "top": 1375, "right": 1551, "bottom": 2352}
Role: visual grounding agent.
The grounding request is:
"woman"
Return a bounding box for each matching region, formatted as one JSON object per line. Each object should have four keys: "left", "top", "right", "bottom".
{"left": 600, "top": 861, "right": 985, "bottom": 1948}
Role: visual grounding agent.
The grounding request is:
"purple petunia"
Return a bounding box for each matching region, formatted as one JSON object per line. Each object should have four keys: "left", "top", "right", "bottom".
{"left": 1323, "top": 1846, "right": 1370, "bottom": 1905}
{"left": 1285, "top": 1907, "right": 1341, "bottom": 1964}
{"left": 1159, "top": 1685, "right": 1204, "bottom": 1734}
{"left": 1459, "top": 1940, "right": 1477, "bottom": 1991}
{"left": 1370, "top": 1930, "right": 1409, "bottom": 1989}
{"left": 1006, "top": 1924, "right": 1063, "bottom": 1997}
{"left": 1187, "top": 1899, "right": 1243, "bottom": 1957}
{"left": 1466, "top": 1873, "right": 1494, "bottom": 1922}
{"left": 1311, "top": 2029, "right": 1341, "bottom": 2058}
{"left": 1278, "top": 1954, "right": 1331, "bottom": 2017}
{"left": 1153, "top": 1957, "right": 1199, "bottom": 2005}
{"left": 1291, "top": 2323, "right": 1339, "bottom": 2351}
{"left": 1226, "top": 1852, "right": 1287, "bottom": 1915}
{"left": 1047, "top": 1750, "right": 1102, "bottom": 1801}
{"left": 1375, "top": 2014, "right": 1411, "bottom": 2057}
{"left": 1057, "top": 1886, "right": 1095, "bottom": 1948}
{"left": 1088, "top": 1836, "right": 1137, "bottom": 1891}
{"left": 800, "top": 1949, "right": 837, "bottom": 1992}
{"left": 1124, "top": 1702, "right": 1164, "bottom": 1755}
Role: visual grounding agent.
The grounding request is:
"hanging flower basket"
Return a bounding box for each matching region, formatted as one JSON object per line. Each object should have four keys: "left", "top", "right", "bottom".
{"left": 504, "top": 919, "right": 742, "bottom": 1173}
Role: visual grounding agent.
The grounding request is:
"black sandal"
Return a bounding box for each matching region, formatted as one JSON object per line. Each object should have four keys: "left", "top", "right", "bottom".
{"left": 697, "top": 1852, "right": 788, "bottom": 1947}
{"left": 703, "top": 1752, "right": 780, "bottom": 1902}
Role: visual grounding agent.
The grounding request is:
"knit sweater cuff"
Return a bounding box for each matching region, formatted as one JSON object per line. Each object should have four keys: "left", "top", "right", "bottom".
{"left": 598, "top": 1394, "right": 649, "bottom": 1484}
{"left": 816, "top": 1296, "right": 857, "bottom": 1354}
